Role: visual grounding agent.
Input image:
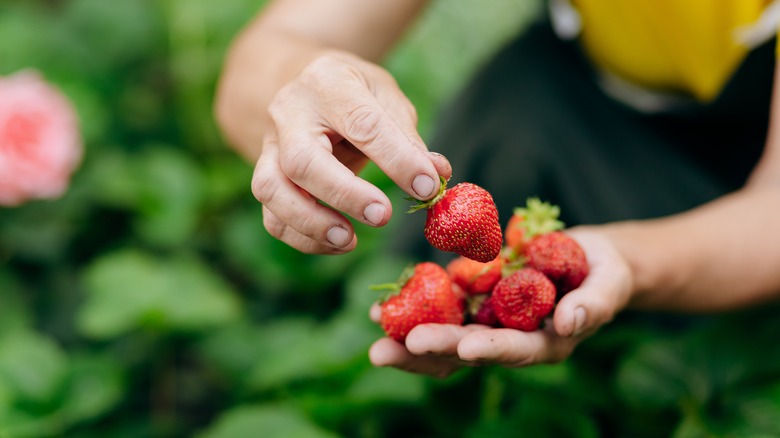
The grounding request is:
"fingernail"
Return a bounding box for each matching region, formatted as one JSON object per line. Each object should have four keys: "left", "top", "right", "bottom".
{"left": 573, "top": 307, "right": 587, "bottom": 336}
{"left": 412, "top": 174, "right": 436, "bottom": 198}
{"left": 363, "top": 202, "right": 386, "bottom": 226}
{"left": 326, "top": 226, "right": 350, "bottom": 247}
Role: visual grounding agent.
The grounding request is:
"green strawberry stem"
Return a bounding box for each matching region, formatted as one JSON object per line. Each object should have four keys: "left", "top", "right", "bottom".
{"left": 368, "top": 283, "right": 401, "bottom": 292}
{"left": 406, "top": 176, "right": 448, "bottom": 213}
{"left": 514, "top": 197, "right": 564, "bottom": 239}
{"left": 369, "top": 264, "right": 416, "bottom": 302}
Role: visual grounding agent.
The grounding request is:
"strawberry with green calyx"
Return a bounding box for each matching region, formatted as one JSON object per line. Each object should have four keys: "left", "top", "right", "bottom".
{"left": 446, "top": 255, "right": 504, "bottom": 296}
{"left": 524, "top": 231, "right": 588, "bottom": 299}
{"left": 408, "top": 177, "right": 502, "bottom": 263}
{"left": 491, "top": 267, "right": 556, "bottom": 331}
{"left": 505, "top": 197, "right": 564, "bottom": 255}
{"left": 372, "top": 262, "right": 465, "bottom": 343}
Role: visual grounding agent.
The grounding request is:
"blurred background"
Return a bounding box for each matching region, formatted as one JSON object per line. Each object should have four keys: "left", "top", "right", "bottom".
{"left": 3, "top": 0, "right": 780, "bottom": 437}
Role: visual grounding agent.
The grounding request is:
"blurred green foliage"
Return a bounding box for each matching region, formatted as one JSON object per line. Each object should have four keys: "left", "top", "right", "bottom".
{"left": 2, "top": 0, "right": 780, "bottom": 437}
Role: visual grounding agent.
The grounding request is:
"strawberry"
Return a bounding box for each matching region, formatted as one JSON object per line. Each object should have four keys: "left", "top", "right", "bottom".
{"left": 504, "top": 213, "right": 526, "bottom": 255}
{"left": 491, "top": 267, "right": 556, "bottom": 331}
{"left": 374, "top": 262, "right": 465, "bottom": 342}
{"left": 446, "top": 255, "right": 504, "bottom": 295}
{"left": 524, "top": 231, "right": 588, "bottom": 298}
{"left": 409, "top": 178, "right": 502, "bottom": 263}
{"left": 469, "top": 294, "right": 499, "bottom": 327}
{"left": 505, "top": 197, "right": 564, "bottom": 255}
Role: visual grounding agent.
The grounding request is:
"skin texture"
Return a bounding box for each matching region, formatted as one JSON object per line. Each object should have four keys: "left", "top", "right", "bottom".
{"left": 215, "top": 0, "right": 450, "bottom": 255}
{"left": 216, "top": 0, "right": 780, "bottom": 377}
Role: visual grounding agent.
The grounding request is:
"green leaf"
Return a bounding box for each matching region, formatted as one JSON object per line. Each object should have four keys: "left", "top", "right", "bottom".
{"left": 727, "top": 388, "right": 780, "bottom": 437}
{"left": 196, "top": 404, "right": 338, "bottom": 438}
{"left": 0, "top": 408, "right": 62, "bottom": 438}
{"left": 345, "top": 367, "right": 426, "bottom": 403}
{"left": 61, "top": 353, "right": 125, "bottom": 424}
{"left": 83, "top": 146, "right": 206, "bottom": 248}
{"left": 78, "top": 249, "right": 242, "bottom": 338}
{"left": 0, "top": 6, "right": 49, "bottom": 73}
{"left": 0, "top": 270, "right": 32, "bottom": 332}
{"left": 0, "top": 329, "right": 67, "bottom": 404}
{"left": 616, "top": 338, "right": 704, "bottom": 409}
{"left": 245, "top": 318, "right": 326, "bottom": 391}
{"left": 55, "top": 0, "right": 163, "bottom": 73}
{"left": 132, "top": 146, "right": 206, "bottom": 248}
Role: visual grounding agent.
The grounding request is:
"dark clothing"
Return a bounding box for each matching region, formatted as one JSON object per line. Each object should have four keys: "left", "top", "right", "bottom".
{"left": 394, "top": 18, "right": 774, "bottom": 262}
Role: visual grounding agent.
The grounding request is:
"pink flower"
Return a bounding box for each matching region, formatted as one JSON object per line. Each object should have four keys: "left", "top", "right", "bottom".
{"left": 0, "top": 70, "right": 83, "bottom": 207}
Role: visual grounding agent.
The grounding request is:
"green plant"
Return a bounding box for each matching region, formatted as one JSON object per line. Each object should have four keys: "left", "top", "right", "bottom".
{"left": 4, "top": 1, "right": 780, "bottom": 437}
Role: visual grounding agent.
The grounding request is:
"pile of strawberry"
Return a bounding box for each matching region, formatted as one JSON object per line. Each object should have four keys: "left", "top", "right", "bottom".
{"left": 374, "top": 180, "right": 589, "bottom": 342}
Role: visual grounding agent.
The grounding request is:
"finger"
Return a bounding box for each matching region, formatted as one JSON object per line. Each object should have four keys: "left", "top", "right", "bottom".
{"left": 315, "top": 83, "right": 441, "bottom": 201}
{"left": 427, "top": 151, "right": 452, "bottom": 181}
{"left": 270, "top": 124, "right": 394, "bottom": 228}
{"left": 262, "top": 206, "right": 357, "bottom": 254}
{"left": 253, "top": 144, "right": 363, "bottom": 251}
{"left": 368, "top": 337, "right": 465, "bottom": 378}
{"left": 405, "top": 323, "right": 490, "bottom": 356}
{"left": 373, "top": 86, "right": 452, "bottom": 182}
{"left": 369, "top": 303, "right": 381, "bottom": 323}
{"left": 553, "top": 232, "right": 633, "bottom": 337}
{"left": 457, "top": 327, "right": 579, "bottom": 367}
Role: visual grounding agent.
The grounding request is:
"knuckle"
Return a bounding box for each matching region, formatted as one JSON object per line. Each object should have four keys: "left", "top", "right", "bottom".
{"left": 251, "top": 172, "right": 277, "bottom": 205}
{"left": 344, "top": 105, "right": 383, "bottom": 145}
{"left": 300, "top": 55, "right": 354, "bottom": 89}
{"left": 267, "top": 87, "right": 295, "bottom": 125}
{"left": 263, "top": 208, "right": 334, "bottom": 255}
{"left": 303, "top": 54, "right": 338, "bottom": 77}
{"left": 262, "top": 211, "right": 286, "bottom": 240}
{"left": 295, "top": 213, "right": 319, "bottom": 239}
{"left": 279, "top": 146, "right": 314, "bottom": 181}
{"left": 325, "top": 182, "right": 355, "bottom": 212}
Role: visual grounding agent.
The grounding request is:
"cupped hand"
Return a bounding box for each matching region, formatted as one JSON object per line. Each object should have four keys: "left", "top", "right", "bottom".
{"left": 251, "top": 52, "right": 451, "bottom": 254}
{"left": 368, "top": 227, "right": 634, "bottom": 377}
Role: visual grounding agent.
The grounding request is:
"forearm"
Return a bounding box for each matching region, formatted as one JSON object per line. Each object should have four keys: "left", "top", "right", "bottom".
{"left": 601, "top": 183, "right": 780, "bottom": 312}
{"left": 215, "top": 0, "right": 427, "bottom": 161}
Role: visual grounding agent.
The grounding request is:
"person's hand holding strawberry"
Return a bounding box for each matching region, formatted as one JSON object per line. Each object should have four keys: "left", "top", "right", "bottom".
{"left": 368, "top": 227, "right": 633, "bottom": 377}
{"left": 215, "top": 2, "right": 450, "bottom": 255}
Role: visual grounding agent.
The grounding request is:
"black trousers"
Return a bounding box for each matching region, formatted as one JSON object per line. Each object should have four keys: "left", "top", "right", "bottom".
{"left": 395, "top": 18, "right": 774, "bottom": 261}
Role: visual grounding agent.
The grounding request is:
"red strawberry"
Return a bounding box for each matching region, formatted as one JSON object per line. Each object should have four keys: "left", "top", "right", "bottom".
{"left": 446, "top": 255, "right": 504, "bottom": 295}
{"left": 505, "top": 197, "right": 564, "bottom": 255}
{"left": 409, "top": 178, "right": 502, "bottom": 263}
{"left": 375, "top": 262, "right": 465, "bottom": 342}
{"left": 469, "top": 294, "right": 500, "bottom": 327}
{"left": 491, "top": 267, "right": 556, "bottom": 331}
{"left": 504, "top": 214, "right": 526, "bottom": 255}
{"left": 524, "top": 231, "right": 588, "bottom": 298}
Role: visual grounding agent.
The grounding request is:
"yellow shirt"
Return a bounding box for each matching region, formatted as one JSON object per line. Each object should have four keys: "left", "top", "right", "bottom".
{"left": 571, "top": 0, "right": 775, "bottom": 101}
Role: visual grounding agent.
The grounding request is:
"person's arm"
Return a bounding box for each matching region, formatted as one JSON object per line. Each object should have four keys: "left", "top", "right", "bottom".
{"left": 215, "top": 0, "right": 428, "bottom": 160}
{"left": 215, "top": 0, "right": 451, "bottom": 254}
{"left": 604, "top": 63, "right": 780, "bottom": 312}
{"left": 369, "top": 62, "right": 780, "bottom": 377}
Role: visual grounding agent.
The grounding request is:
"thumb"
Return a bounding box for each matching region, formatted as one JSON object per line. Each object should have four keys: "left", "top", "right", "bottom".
{"left": 552, "top": 231, "right": 633, "bottom": 338}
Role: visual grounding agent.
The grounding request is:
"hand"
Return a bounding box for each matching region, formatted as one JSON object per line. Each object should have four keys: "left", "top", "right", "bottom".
{"left": 251, "top": 52, "right": 451, "bottom": 254}
{"left": 367, "top": 228, "right": 634, "bottom": 377}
